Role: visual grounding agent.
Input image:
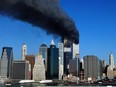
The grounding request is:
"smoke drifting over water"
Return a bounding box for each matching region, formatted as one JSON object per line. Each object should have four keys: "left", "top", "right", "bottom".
{"left": 0, "top": 0, "right": 79, "bottom": 44}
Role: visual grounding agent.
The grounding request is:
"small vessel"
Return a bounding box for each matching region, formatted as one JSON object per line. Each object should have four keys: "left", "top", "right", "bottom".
{"left": 6, "top": 84, "right": 11, "bottom": 86}
{"left": 19, "top": 80, "right": 35, "bottom": 83}
{"left": 39, "top": 80, "right": 53, "bottom": 84}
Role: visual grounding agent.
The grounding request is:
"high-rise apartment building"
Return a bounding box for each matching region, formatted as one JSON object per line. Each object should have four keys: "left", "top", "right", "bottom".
{"left": 22, "top": 43, "right": 27, "bottom": 60}
{"left": 47, "top": 39, "right": 59, "bottom": 79}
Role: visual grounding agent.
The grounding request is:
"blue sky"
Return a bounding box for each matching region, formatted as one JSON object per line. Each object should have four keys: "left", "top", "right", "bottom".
{"left": 0, "top": 0, "right": 116, "bottom": 64}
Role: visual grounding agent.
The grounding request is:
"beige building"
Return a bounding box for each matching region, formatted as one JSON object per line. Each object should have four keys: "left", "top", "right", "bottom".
{"left": 33, "top": 54, "right": 45, "bottom": 81}
{"left": 107, "top": 53, "right": 116, "bottom": 79}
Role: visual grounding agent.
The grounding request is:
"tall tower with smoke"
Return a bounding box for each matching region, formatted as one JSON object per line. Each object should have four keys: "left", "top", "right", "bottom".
{"left": 22, "top": 43, "right": 27, "bottom": 60}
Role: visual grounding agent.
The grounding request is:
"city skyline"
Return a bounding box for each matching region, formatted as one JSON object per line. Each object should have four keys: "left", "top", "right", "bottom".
{"left": 0, "top": 0, "right": 116, "bottom": 64}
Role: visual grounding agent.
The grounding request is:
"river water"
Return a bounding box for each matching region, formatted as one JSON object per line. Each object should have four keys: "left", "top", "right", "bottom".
{"left": 0, "top": 83, "right": 116, "bottom": 87}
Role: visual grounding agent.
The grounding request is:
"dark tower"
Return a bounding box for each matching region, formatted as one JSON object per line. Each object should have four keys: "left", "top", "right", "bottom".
{"left": 47, "top": 39, "right": 59, "bottom": 79}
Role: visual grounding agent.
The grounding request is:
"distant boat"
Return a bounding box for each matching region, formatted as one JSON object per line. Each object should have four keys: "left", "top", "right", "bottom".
{"left": 6, "top": 84, "right": 11, "bottom": 86}
{"left": 39, "top": 80, "right": 53, "bottom": 84}
{"left": 19, "top": 80, "right": 35, "bottom": 83}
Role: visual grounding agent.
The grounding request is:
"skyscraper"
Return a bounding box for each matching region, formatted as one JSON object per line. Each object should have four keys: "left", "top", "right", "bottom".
{"left": 0, "top": 49, "right": 8, "bottom": 79}
{"left": 109, "top": 53, "right": 115, "bottom": 68}
{"left": 84, "top": 55, "right": 99, "bottom": 80}
{"left": 72, "top": 43, "right": 79, "bottom": 59}
{"left": 80, "top": 59, "right": 84, "bottom": 70}
{"left": 63, "top": 38, "right": 72, "bottom": 75}
{"left": 106, "top": 52, "right": 116, "bottom": 79}
{"left": 58, "top": 43, "right": 64, "bottom": 80}
{"left": 47, "top": 39, "right": 59, "bottom": 79}
{"left": 1, "top": 47, "right": 13, "bottom": 78}
{"left": 33, "top": 54, "right": 45, "bottom": 81}
{"left": 22, "top": 43, "right": 27, "bottom": 60}
{"left": 103, "top": 60, "right": 106, "bottom": 68}
{"left": 39, "top": 44, "right": 48, "bottom": 71}
{"left": 39, "top": 44, "right": 48, "bottom": 59}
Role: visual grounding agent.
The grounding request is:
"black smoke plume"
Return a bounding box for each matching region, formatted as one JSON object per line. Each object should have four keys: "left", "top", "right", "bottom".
{"left": 0, "top": 0, "right": 79, "bottom": 44}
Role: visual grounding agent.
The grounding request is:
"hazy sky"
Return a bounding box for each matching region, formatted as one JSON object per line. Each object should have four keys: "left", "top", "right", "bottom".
{"left": 0, "top": 0, "right": 116, "bottom": 64}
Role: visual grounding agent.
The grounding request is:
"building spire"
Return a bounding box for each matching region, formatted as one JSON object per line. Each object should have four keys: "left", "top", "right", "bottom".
{"left": 51, "top": 39, "right": 55, "bottom": 45}
{"left": 109, "top": 52, "right": 115, "bottom": 68}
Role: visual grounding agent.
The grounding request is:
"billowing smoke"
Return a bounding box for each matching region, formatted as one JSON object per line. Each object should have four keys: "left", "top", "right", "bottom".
{"left": 0, "top": 0, "right": 79, "bottom": 44}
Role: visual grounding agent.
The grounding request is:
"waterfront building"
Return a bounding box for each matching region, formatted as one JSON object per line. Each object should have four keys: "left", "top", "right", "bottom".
{"left": 25, "top": 55, "right": 35, "bottom": 79}
{"left": 47, "top": 39, "right": 59, "bottom": 79}
{"left": 84, "top": 55, "right": 99, "bottom": 80}
{"left": 12, "top": 60, "right": 29, "bottom": 80}
{"left": 1, "top": 47, "right": 13, "bottom": 78}
{"left": 22, "top": 43, "right": 27, "bottom": 60}
{"left": 0, "top": 49, "right": 8, "bottom": 80}
{"left": 58, "top": 43, "right": 64, "bottom": 80}
{"left": 33, "top": 54, "right": 45, "bottom": 81}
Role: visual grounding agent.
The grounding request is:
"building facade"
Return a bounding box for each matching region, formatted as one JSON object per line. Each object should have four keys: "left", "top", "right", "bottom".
{"left": 12, "top": 60, "right": 29, "bottom": 80}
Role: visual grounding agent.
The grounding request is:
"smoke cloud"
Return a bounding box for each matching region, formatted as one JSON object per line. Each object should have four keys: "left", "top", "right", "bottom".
{"left": 0, "top": 0, "right": 79, "bottom": 44}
